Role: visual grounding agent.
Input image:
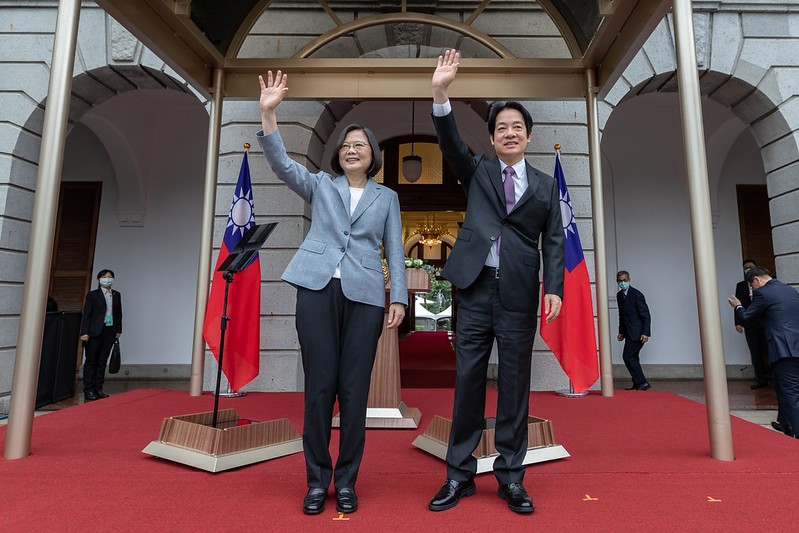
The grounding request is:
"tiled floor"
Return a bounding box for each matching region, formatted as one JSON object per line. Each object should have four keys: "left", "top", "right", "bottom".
{"left": 1, "top": 378, "right": 784, "bottom": 435}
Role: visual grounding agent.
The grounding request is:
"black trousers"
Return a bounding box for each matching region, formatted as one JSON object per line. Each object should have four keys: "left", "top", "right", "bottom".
{"left": 295, "top": 279, "right": 385, "bottom": 490}
{"left": 744, "top": 323, "right": 769, "bottom": 384}
{"left": 773, "top": 358, "right": 799, "bottom": 439}
{"left": 83, "top": 326, "right": 115, "bottom": 393}
{"left": 622, "top": 338, "right": 648, "bottom": 386}
{"left": 446, "top": 268, "right": 536, "bottom": 485}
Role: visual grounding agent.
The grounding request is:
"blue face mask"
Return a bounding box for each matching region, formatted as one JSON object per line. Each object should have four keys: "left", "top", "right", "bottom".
{"left": 618, "top": 281, "right": 630, "bottom": 291}
{"left": 99, "top": 278, "right": 114, "bottom": 288}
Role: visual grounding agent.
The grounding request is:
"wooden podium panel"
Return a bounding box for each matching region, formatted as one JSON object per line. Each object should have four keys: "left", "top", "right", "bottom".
{"left": 333, "top": 268, "right": 429, "bottom": 429}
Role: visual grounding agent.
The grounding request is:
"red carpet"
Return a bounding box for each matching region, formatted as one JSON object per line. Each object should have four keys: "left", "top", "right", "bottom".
{"left": 399, "top": 331, "right": 456, "bottom": 387}
{"left": 2, "top": 388, "right": 799, "bottom": 531}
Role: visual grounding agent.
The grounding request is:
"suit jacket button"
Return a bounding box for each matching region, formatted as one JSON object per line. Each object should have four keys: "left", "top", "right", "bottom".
{"left": 343, "top": 231, "right": 349, "bottom": 235}
{"left": 490, "top": 236, "right": 496, "bottom": 241}
{"left": 340, "top": 246, "right": 346, "bottom": 252}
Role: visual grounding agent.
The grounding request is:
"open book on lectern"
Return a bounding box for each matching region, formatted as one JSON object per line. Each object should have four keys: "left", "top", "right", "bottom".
{"left": 218, "top": 222, "right": 278, "bottom": 274}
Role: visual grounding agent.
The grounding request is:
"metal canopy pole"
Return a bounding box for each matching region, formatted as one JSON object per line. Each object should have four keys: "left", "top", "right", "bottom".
{"left": 585, "top": 68, "right": 614, "bottom": 397}
{"left": 672, "top": 0, "right": 734, "bottom": 460}
{"left": 4, "top": 0, "right": 81, "bottom": 460}
{"left": 189, "top": 68, "right": 225, "bottom": 396}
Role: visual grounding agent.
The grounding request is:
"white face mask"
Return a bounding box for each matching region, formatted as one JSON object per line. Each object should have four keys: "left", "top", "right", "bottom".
{"left": 99, "top": 278, "right": 113, "bottom": 288}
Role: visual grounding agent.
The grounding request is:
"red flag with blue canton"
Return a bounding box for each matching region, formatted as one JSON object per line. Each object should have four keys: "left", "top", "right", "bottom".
{"left": 539, "top": 149, "right": 599, "bottom": 392}
{"left": 202, "top": 150, "right": 261, "bottom": 391}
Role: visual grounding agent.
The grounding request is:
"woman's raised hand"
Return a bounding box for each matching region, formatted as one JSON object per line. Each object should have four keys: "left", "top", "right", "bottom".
{"left": 259, "top": 70, "right": 288, "bottom": 113}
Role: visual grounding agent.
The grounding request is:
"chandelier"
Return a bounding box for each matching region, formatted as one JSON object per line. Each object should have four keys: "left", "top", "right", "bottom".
{"left": 414, "top": 213, "right": 450, "bottom": 246}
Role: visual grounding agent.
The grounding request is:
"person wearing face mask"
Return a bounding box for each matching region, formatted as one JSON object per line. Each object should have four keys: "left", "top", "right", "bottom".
{"left": 733, "top": 259, "right": 770, "bottom": 389}
{"left": 79, "top": 269, "right": 122, "bottom": 401}
{"left": 256, "top": 71, "right": 407, "bottom": 515}
{"left": 616, "top": 270, "right": 651, "bottom": 391}
{"left": 729, "top": 267, "right": 799, "bottom": 439}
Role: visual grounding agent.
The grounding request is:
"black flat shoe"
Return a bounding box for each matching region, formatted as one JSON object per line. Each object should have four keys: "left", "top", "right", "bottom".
{"left": 429, "top": 478, "right": 476, "bottom": 511}
{"left": 84, "top": 391, "right": 98, "bottom": 401}
{"left": 335, "top": 487, "right": 357, "bottom": 513}
{"left": 636, "top": 382, "right": 651, "bottom": 391}
{"left": 498, "top": 482, "right": 535, "bottom": 514}
{"left": 95, "top": 390, "right": 109, "bottom": 399}
{"left": 303, "top": 488, "right": 326, "bottom": 515}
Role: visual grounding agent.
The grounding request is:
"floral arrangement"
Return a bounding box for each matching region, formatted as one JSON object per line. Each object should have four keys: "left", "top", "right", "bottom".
{"left": 404, "top": 257, "right": 425, "bottom": 269}
{"left": 382, "top": 257, "right": 442, "bottom": 283}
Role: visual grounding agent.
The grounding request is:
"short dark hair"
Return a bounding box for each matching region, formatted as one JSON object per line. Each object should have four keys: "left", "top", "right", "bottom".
{"left": 745, "top": 266, "right": 771, "bottom": 282}
{"left": 742, "top": 258, "right": 757, "bottom": 267}
{"left": 330, "top": 124, "right": 383, "bottom": 178}
{"left": 97, "top": 269, "right": 114, "bottom": 279}
{"left": 616, "top": 270, "right": 630, "bottom": 280}
{"left": 487, "top": 101, "right": 533, "bottom": 136}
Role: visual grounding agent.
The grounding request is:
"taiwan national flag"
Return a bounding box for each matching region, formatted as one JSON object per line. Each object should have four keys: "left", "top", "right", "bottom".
{"left": 539, "top": 149, "right": 599, "bottom": 392}
{"left": 202, "top": 150, "right": 261, "bottom": 391}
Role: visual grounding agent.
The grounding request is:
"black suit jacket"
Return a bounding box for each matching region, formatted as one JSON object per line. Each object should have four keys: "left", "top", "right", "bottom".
{"left": 80, "top": 288, "right": 122, "bottom": 337}
{"left": 735, "top": 279, "right": 799, "bottom": 365}
{"left": 733, "top": 280, "right": 752, "bottom": 327}
{"left": 617, "top": 286, "right": 651, "bottom": 341}
{"left": 432, "top": 111, "right": 564, "bottom": 313}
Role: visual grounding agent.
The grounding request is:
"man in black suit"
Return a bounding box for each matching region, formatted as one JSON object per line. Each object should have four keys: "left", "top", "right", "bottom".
{"left": 80, "top": 269, "right": 122, "bottom": 401}
{"left": 733, "top": 259, "right": 769, "bottom": 389}
{"left": 616, "top": 270, "right": 651, "bottom": 391}
{"left": 428, "top": 50, "right": 565, "bottom": 515}
{"left": 729, "top": 266, "right": 799, "bottom": 438}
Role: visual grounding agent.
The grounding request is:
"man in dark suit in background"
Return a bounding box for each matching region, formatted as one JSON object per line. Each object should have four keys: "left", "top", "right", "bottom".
{"left": 428, "top": 50, "right": 565, "bottom": 515}
{"left": 616, "top": 270, "right": 651, "bottom": 391}
{"left": 733, "top": 259, "right": 769, "bottom": 389}
{"left": 729, "top": 266, "right": 799, "bottom": 438}
{"left": 80, "top": 269, "right": 122, "bottom": 401}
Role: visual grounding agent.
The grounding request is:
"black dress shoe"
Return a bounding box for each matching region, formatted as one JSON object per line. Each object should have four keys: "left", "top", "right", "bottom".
{"left": 636, "top": 382, "right": 651, "bottom": 391}
{"left": 335, "top": 487, "right": 357, "bottom": 513}
{"left": 498, "top": 482, "right": 535, "bottom": 514}
{"left": 429, "top": 478, "right": 476, "bottom": 511}
{"left": 771, "top": 420, "right": 785, "bottom": 433}
{"left": 303, "top": 488, "right": 326, "bottom": 515}
{"left": 84, "top": 391, "right": 98, "bottom": 401}
{"left": 95, "top": 390, "right": 109, "bottom": 399}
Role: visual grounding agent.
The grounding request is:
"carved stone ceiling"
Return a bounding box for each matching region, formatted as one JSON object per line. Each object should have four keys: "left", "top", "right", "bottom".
{"left": 95, "top": 0, "right": 672, "bottom": 99}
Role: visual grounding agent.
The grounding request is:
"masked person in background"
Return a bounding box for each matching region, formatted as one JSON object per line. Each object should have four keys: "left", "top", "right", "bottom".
{"left": 616, "top": 270, "right": 651, "bottom": 391}
{"left": 80, "top": 269, "right": 122, "bottom": 401}
{"left": 733, "top": 259, "right": 770, "bottom": 389}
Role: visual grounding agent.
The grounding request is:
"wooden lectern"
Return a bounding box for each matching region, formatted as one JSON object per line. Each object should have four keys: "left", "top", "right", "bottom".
{"left": 333, "top": 268, "right": 429, "bottom": 429}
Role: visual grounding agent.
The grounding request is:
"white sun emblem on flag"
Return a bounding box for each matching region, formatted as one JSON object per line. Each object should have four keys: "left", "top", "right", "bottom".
{"left": 227, "top": 188, "right": 255, "bottom": 237}
{"left": 559, "top": 188, "right": 576, "bottom": 238}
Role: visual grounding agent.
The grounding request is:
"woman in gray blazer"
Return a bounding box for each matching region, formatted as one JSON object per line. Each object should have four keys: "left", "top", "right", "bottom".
{"left": 257, "top": 71, "right": 407, "bottom": 516}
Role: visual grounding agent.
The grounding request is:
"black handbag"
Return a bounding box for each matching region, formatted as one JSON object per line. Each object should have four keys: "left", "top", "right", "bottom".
{"left": 109, "top": 339, "right": 121, "bottom": 374}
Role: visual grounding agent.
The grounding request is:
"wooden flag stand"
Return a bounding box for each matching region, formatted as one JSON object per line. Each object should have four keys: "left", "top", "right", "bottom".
{"left": 333, "top": 268, "right": 430, "bottom": 429}
{"left": 412, "top": 415, "right": 570, "bottom": 473}
{"left": 144, "top": 222, "right": 302, "bottom": 471}
{"left": 142, "top": 408, "right": 302, "bottom": 472}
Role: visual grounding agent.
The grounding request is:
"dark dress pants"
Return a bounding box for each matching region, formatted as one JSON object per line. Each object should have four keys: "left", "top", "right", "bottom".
{"left": 744, "top": 323, "right": 769, "bottom": 385}
{"left": 622, "top": 338, "right": 647, "bottom": 386}
{"left": 295, "top": 279, "right": 385, "bottom": 490}
{"left": 446, "top": 269, "right": 536, "bottom": 485}
{"left": 83, "top": 326, "right": 115, "bottom": 393}
{"left": 773, "top": 358, "right": 799, "bottom": 439}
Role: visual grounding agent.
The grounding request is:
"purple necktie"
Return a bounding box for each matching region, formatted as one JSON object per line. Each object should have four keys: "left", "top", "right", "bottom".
{"left": 503, "top": 166, "right": 516, "bottom": 213}
{"left": 497, "top": 166, "right": 516, "bottom": 257}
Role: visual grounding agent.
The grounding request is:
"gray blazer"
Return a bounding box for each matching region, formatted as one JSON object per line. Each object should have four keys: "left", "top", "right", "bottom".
{"left": 257, "top": 130, "right": 408, "bottom": 309}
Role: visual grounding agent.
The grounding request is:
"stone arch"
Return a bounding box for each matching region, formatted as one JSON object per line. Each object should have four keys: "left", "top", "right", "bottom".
{"left": 598, "top": 13, "right": 799, "bottom": 284}
{"left": 15, "top": 66, "right": 200, "bottom": 226}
